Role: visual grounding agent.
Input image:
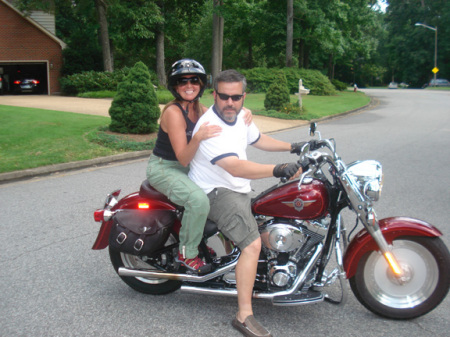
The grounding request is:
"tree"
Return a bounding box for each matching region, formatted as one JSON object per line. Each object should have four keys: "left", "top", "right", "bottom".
{"left": 382, "top": 0, "right": 450, "bottom": 87}
{"left": 94, "top": 0, "right": 113, "bottom": 72}
{"left": 286, "top": 0, "right": 294, "bottom": 67}
{"left": 109, "top": 62, "right": 160, "bottom": 134}
{"left": 212, "top": 0, "right": 224, "bottom": 82}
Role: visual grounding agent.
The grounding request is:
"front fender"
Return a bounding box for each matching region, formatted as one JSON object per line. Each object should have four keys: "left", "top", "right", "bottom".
{"left": 343, "top": 217, "right": 443, "bottom": 278}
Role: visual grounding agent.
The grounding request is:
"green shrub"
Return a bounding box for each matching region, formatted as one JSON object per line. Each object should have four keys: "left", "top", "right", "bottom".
{"left": 156, "top": 89, "right": 175, "bottom": 105}
{"left": 60, "top": 67, "right": 159, "bottom": 96}
{"left": 281, "top": 102, "right": 304, "bottom": 116}
{"left": 109, "top": 62, "right": 160, "bottom": 134}
{"left": 264, "top": 72, "right": 290, "bottom": 111}
{"left": 282, "top": 68, "right": 336, "bottom": 96}
{"left": 240, "top": 67, "right": 336, "bottom": 96}
{"left": 331, "top": 79, "right": 348, "bottom": 91}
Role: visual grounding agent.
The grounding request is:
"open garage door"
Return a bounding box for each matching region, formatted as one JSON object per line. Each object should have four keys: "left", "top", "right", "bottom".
{"left": 0, "top": 62, "right": 48, "bottom": 95}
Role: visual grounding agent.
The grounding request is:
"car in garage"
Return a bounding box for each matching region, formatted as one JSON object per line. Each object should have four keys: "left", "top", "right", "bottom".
{"left": 13, "top": 76, "right": 41, "bottom": 94}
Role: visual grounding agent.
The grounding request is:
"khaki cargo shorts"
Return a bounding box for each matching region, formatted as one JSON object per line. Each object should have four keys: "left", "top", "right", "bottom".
{"left": 207, "top": 187, "right": 260, "bottom": 250}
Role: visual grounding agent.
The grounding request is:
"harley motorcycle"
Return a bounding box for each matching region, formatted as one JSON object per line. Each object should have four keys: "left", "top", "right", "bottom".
{"left": 92, "top": 123, "right": 449, "bottom": 319}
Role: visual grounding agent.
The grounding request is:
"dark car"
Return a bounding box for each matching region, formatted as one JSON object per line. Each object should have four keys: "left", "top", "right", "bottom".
{"left": 428, "top": 79, "right": 450, "bottom": 87}
{"left": 13, "top": 77, "right": 41, "bottom": 94}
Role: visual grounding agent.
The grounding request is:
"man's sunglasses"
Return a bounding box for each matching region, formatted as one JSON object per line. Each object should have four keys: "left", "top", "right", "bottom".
{"left": 176, "top": 76, "right": 200, "bottom": 86}
{"left": 216, "top": 92, "right": 244, "bottom": 101}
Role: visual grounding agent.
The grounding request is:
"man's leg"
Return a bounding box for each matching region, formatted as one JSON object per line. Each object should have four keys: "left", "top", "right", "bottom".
{"left": 235, "top": 237, "right": 261, "bottom": 322}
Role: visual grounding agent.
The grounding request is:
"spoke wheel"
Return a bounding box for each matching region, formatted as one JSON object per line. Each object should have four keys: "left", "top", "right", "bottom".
{"left": 109, "top": 234, "right": 181, "bottom": 295}
{"left": 350, "top": 236, "right": 450, "bottom": 319}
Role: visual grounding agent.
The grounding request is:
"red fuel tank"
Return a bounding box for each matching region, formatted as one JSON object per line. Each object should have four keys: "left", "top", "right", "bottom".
{"left": 252, "top": 179, "right": 329, "bottom": 220}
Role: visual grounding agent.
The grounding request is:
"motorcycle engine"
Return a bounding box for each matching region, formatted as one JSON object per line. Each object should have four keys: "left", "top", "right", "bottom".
{"left": 260, "top": 219, "right": 327, "bottom": 287}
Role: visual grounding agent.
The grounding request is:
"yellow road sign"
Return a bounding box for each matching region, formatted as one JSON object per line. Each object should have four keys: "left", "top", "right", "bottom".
{"left": 432, "top": 67, "right": 439, "bottom": 74}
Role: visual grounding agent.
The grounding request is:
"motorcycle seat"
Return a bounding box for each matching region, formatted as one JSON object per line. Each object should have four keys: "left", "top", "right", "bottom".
{"left": 139, "top": 180, "right": 172, "bottom": 203}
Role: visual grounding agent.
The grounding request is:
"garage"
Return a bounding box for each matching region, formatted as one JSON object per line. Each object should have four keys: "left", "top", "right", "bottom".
{"left": 0, "top": 62, "right": 49, "bottom": 95}
{"left": 0, "top": 1, "right": 66, "bottom": 95}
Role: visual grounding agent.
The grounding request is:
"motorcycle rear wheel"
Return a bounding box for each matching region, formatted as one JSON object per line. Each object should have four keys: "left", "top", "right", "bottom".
{"left": 109, "top": 234, "right": 181, "bottom": 295}
{"left": 349, "top": 236, "right": 450, "bottom": 319}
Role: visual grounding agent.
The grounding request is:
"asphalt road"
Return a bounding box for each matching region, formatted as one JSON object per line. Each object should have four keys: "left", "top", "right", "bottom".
{"left": 1, "top": 89, "right": 449, "bottom": 337}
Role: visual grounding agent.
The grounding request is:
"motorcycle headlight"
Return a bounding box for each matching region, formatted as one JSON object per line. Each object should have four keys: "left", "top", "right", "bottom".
{"left": 346, "top": 160, "right": 383, "bottom": 201}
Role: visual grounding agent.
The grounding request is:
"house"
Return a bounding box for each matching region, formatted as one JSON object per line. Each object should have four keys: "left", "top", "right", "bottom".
{"left": 0, "top": 0, "right": 66, "bottom": 95}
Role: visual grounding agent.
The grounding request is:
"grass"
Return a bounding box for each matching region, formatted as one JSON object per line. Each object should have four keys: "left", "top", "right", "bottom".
{"left": 0, "top": 91, "right": 370, "bottom": 173}
{"left": 201, "top": 90, "right": 370, "bottom": 120}
{"left": 0, "top": 105, "right": 120, "bottom": 173}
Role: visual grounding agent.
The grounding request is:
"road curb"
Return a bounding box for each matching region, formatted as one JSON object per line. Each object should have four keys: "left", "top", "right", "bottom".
{"left": 0, "top": 150, "right": 152, "bottom": 184}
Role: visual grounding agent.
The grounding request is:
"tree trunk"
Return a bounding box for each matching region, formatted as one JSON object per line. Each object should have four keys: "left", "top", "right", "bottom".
{"left": 95, "top": 0, "right": 113, "bottom": 72}
{"left": 286, "top": 0, "right": 293, "bottom": 67}
{"left": 156, "top": 1, "right": 166, "bottom": 87}
{"left": 298, "top": 38, "right": 304, "bottom": 68}
{"left": 247, "top": 37, "right": 253, "bottom": 68}
{"left": 211, "top": 0, "right": 223, "bottom": 85}
{"left": 327, "top": 54, "right": 334, "bottom": 79}
{"left": 156, "top": 29, "right": 166, "bottom": 87}
{"left": 219, "top": 13, "right": 224, "bottom": 71}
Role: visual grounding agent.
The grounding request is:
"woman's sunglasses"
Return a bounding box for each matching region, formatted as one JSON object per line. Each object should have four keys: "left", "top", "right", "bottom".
{"left": 176, "top": 76, "right": 200, "bottom": 86}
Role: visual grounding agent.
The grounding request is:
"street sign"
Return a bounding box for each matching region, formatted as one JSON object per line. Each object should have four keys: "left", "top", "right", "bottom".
{"left": 432, "top": 67, "right": 439, "bottom": 74}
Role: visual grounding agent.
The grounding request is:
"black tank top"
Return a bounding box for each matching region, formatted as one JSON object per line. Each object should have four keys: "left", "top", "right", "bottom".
{"left": 153, "top": 103, "right": 196, "bottom": 161}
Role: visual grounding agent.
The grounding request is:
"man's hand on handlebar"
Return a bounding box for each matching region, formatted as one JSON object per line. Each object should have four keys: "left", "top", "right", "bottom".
{"left": 273, "top": 162, "right": 302, "bottom": 180}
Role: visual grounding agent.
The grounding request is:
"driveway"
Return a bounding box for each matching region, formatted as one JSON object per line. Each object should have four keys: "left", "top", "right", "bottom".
{"left": 0, "top": 95, "right": 308, "bottom": 134}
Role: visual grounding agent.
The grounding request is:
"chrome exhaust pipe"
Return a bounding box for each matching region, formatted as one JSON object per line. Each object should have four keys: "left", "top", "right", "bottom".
{"left": 118, "top": 260, "right": 238, "bottom": 282}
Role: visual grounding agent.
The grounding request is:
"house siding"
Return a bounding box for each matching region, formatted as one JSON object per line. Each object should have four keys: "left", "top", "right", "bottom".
{"left": 0, "top": 1, "right": 64, "bottom": 94}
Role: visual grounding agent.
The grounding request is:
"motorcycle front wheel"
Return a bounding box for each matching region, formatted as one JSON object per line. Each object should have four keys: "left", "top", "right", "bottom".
{"left": 349, "top": 236, "right": 450, "bottom": 319}
{"left": 109, "top": 234, "right": 182, "bottom": 295}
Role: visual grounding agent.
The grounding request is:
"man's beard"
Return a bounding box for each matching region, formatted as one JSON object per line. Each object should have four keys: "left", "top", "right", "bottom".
{"left": 219, "top": 104, "right": 243, "bottom": 122}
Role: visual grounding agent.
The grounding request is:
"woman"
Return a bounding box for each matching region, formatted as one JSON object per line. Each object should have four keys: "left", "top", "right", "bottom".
{"left": 147, "top": 59, "right": 251, "bottom": 274}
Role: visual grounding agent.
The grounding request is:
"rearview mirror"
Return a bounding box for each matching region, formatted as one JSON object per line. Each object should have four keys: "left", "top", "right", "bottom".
{"left": 309, "top": 122, "right": 317, "bottom": 136}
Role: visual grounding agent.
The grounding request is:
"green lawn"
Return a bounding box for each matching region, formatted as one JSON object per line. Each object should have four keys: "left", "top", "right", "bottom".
{"left": 0, "top": 105, "right": 119, "bottom": 173}
{"left": 0, "top": 91, "right": 370, "bottom": 173}
{"left": 200, "top": 90, "right": 370, "bottom": 120}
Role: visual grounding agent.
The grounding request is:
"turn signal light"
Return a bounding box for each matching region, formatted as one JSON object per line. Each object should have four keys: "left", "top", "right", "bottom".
{"left": 384, "top": 252, "right": 403, "bottom": 276}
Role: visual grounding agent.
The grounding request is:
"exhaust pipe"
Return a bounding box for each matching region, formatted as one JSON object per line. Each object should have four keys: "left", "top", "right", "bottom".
{"left": 119, "top": 243, "right": 323, "bottom": 302}
{"left": 118, "top": 260, "right": 237, "bottom": 282}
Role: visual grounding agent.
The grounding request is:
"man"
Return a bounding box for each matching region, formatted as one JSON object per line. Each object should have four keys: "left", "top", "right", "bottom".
{"left": 189, "top": 69, "right": 302, "bottom": 337}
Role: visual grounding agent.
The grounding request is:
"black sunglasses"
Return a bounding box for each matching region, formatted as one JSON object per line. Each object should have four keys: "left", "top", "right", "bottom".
{"left": 176, "top": 76, "right": 200, "bottom": 86}
{"left": 216, "top": 92, "right": 244, "bottom": 101}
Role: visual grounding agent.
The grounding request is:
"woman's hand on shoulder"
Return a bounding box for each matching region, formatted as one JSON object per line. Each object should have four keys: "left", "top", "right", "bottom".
{"left": 242, "top": 107, "right": 253, "bottom": 125}
{"left": 194, "top": 121, "right": 222, "bottom": 141}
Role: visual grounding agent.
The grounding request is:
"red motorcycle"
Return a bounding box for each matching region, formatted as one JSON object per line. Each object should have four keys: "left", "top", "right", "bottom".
{"left": 92, "top": 123, "right": 449, "bottom": 319}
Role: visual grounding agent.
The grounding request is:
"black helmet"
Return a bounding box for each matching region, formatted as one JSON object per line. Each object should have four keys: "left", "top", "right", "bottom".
{"left": 168, "top": 59, "right": 207, "bottom": 102}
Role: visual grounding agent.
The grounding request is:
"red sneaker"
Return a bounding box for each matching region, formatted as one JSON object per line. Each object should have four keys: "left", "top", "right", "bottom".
{"left": 176, "top": 253, "right": 212, "bottom": 274}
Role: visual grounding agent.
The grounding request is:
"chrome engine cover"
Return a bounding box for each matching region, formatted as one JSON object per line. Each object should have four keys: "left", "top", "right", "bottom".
{"left": 260, "top": 223, "right": 307, "bottom": 252}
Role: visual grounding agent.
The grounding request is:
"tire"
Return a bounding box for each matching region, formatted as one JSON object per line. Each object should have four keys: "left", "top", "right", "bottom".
{"left": 349, "top": 236, "right": 450, "bottom": 319}
{"left": 109, "top": 234, "right": 182, "bottom": 295}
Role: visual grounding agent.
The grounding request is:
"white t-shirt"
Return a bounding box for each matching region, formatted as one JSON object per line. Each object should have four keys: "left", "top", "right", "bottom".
{"left": 189, "top": 106, "right": 261, "bottom": 194}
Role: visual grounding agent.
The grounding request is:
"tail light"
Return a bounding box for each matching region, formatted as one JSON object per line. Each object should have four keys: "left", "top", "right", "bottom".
{"left": 93, "top": 209, "right": 114, "bottom": 222}
{"left": 94, "top": 209, "right": 105, "bottom": 222}
{"left": 14, "top": 80, "right": 21, "bottom": 84}
{"left": 32, "top": 80, "right": 40, "bottom": 84}
{"left": 138, "top": 203, "right": 150, "bottom": 209}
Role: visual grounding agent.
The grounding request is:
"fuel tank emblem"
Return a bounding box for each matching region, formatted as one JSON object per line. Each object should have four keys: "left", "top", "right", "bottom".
{"left": 282, "top": 198, "right": 315, "bottom": 212}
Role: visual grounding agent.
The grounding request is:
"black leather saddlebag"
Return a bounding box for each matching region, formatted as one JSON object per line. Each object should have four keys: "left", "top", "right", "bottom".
{"left": 109, "top": 210, "right": 175, "bottom": 256}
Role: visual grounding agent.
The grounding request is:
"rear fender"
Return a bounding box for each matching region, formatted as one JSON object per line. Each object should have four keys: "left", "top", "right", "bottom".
{"left": 343, "top": 217, "right": 443, "bottom": 278}
{"left": 91, "top": 192, "right": 179, "bottom": 250}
